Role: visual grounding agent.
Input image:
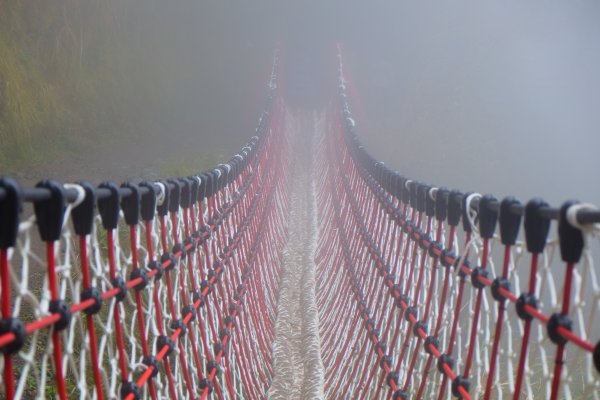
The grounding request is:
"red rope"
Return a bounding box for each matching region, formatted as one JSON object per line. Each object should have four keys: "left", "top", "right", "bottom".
{"left": 46, "top": 242, "right": 68, "bottom": 400}
{"left": 1, "top": 248, "right": 15, "bottom": 399}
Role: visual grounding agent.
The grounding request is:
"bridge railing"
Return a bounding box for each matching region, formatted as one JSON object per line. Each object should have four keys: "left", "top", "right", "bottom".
{"left": 315, "top": 48, "right": 600, "bottom": 399}
{"left": 0, "top": 54, "right": 289, "bottom": 400}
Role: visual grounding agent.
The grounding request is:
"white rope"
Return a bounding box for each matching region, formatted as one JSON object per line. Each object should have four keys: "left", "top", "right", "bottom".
{"left": 62, "top": 183, "right": 86, "bottom": 229}
{"left": 566, "top": 203, "right": 600, "bottom": 235}
{"left": 429, "top": 186, "right": 438, "bottom": 202}
{"left": 155, "top": 181, "right": 166, "bottom": 206}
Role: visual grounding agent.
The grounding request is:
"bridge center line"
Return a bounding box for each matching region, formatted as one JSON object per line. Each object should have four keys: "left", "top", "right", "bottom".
{"left": 268, "top": 109, "right": 325, "bottom": 400}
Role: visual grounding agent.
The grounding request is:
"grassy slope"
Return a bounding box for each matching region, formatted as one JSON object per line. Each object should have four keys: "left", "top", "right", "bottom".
{"left": 0, "top": 0, "right": 178, "bottom": 172}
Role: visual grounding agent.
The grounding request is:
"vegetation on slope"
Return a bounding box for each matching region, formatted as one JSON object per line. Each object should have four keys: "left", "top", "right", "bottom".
{"left": 0, "top": 0, "right": 260, "bottom": 173}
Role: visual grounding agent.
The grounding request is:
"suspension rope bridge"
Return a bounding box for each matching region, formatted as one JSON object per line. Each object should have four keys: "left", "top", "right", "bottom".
{"left": 0, "top": 50, "right": 599, "bottom": 399}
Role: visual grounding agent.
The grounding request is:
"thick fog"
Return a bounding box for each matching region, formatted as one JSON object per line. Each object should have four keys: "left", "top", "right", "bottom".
{"left": 13, "top": 1, "right": 597, "bottom": 205}
{"left": 158, "top": 1, "right": 600, "bottom": 205}
{"left": 336, "top": 1, "right": 600, "bottom": 205}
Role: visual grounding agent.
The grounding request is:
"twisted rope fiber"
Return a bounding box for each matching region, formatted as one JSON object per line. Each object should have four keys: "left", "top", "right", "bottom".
{"left": 318, "top": 49, "right": 600, "bottom": 399}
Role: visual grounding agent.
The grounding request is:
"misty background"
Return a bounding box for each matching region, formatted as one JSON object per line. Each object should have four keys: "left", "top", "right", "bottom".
{"left": 1, "top": 1, "right": 599, "bottom": 205}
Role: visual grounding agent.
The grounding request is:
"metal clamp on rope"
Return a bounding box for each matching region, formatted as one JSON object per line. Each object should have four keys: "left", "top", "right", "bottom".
{"left": 392, "top": 390, "right": 408, "bottom": 400}
{"left": 161, "top": 252, "right": 177, "bottom": 271}
{"left": 120, "top": 381, "right": 140, "bottom": 400}
{"left": 184, "top": 237, "right": 196, "bottom": 254}
{"left": 491, "top": 278, "right": 511, "bottom": 302}
{"left": 81, "top": 287, "right": 103, "bottom": 315}
{"left": 386, "top": 372, "right": 399, "bottom": 388}
{"left": 192, "top": 290, "right": 205, "bottom": 308}
{"left": 112, "top": 276, "right": 127, "bottom": 302}
{"left": 198, "top": 378, "right": 213, "bottom": 395}
{"left": 229, "top": 302, "right": 241, "bottom": 315}
{"left": 200, "top": 279, "right": 213, "bottom": 296}
{"left": 206, "top": 360, "right": 221, "bottom": 377}
{"left": 404, "top": 306, "right": 418, "bottom": 323}
{"left": 0, "top": 318, "right": 25, "bottom": 355}
{"left": 182, "top": 305, "right": 195, "bottom": 323}
{"left": 0, "top": 178, "right": 22, "bottom": 249}
{"left": 157, "top": 335, "right": 175, "bottom": 357}
{"left": 428, "top": 240, "right": 442, "bottom": 259}
{"left": 129, "top": 268, "right": 148, "bottom": 291}
{"left": 142, "top": 356, "right": 159, "bottom": 378}
{"left": 440, "top": 249, "right": 455, "bottom": 268}
{"left": 516, "top": 293, "right": 538, "bottom": 321}
{"left": 207, "top": 269, "right": 218, "bottom": 285}
{"left": 170, "top": 319, "right": 186, "bottom": 337}
{"left": 425, "top": 336, "right": 439, "bottom": 355}
{"left": 49, "top": 299, "right": 72, "bottom": 331}
{"left": 224, "top": 316, "right": 236, "bottom": 329}
{"left": 148, "top": 260, "right": 163, "bottom": 281}
{"left": 214, "top": 342, "right": 227, "bottom": 357}
{"left": 437, "top": 353, "right": 454, "bottom": 374}
{"left": 470, "top": 266, "right": 489, "bottom": 289}
{"left": 547, "top": 313, "right": 573, "bottom": 346}
{"left": 380, "top": 354, "right": 392, "bottom": 370}
{"left": 452, "top": 375, "right": 470, "bottom": 399}
{"left": 413, "top": 320, "right": 427, "bottom": 338}
{"left": 172, "top": 243, "right": 184, "bottom": 258}
{"left": 456, "top": 259, "right": 471, "bottom": 279}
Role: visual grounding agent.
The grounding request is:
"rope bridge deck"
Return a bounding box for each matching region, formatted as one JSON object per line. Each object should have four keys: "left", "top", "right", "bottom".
{"left": 0, "top": 51, "right": 599, "bottom": 399}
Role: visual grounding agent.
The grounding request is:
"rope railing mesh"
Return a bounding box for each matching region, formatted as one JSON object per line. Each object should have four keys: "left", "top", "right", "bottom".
{"left": 312, "top": 49, "right": 600, "bottom": 399}
{"left": 0, "top": 56, "right": 293, "bottom": 399}
{"left": 1, "top": 48, "right": 600, "bottom": 400}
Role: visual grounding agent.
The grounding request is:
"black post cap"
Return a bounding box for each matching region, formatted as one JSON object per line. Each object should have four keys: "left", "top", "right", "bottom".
{"left": 34, "top": 180, "right": 66, "bottom": 242}
{"left": 499, "top": 197, "right": 522, "bottom": 246}
{"left": 156, "top": 180, "right": 170, "bottom": 217}
{"left": 409, "top": 181, "right": 419, "bottom": 209}
{"left": 139, "top": 182, "right": 157, "bottom": 222}
{"left": 167, "top": 179, "right": 181, "bottom": 213}
{"left": 478, "top": 195, "right": 498, "bottom": 240}
{"left": 394, "top": 174, "right": 403, "bottom": 201}
{"left": 0, "top": 178, "right": 22, "bottom": 249}
{"left": 214, "top": 168, "right": 225, "bottom": 191}
{"left": 425, "top": 187, "right": 436, "bottom": 217}
{"left": 435, "top": 188, "right": 449, "bottom": 222}
{"left": 188, "top": 177, "right": 199, "bottom": 204}
{"left": 197, "top": 174, "right": 208, "bottom": 202}
{"left": 558, "top": 200, "right": 585, "bottom": 263}
{"left": 417, "top": 184, "right": 427, "bottom": 213}
{"left": 120, "top": 182, "right": 140, "bottom": 226}
{"left": 179, "top": 178, "right": 191, "bottom": 209}
{"left": 98, "top": 182, "right": 121, "bottom": 230}
{"left": 447, "top": 190, "right": 463, "bottom": 227}
{"left": 71, "top": 181, "right": 96, "bottom": 236}
{"left": 524, "top": 198, "right": 551, "bottom": 254}
{"left": 461, "top": 192, "right": 474, "bottom": 234}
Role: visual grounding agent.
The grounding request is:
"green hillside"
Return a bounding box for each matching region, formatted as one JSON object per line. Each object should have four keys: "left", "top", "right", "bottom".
{"left": 0, "top": 1, "right": 272, "bottom": 174}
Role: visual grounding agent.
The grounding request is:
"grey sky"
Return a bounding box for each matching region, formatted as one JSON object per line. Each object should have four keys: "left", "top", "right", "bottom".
{"left": 137, "top": 1, "right": 600, "bottom": 204}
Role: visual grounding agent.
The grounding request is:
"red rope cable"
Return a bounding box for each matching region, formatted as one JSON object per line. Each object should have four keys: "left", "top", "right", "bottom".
{"left": 46, "top": 242, "right": 68, "bottom": 400}
{"left": 1, "top": 248, "right": 15, "bottom": 399}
